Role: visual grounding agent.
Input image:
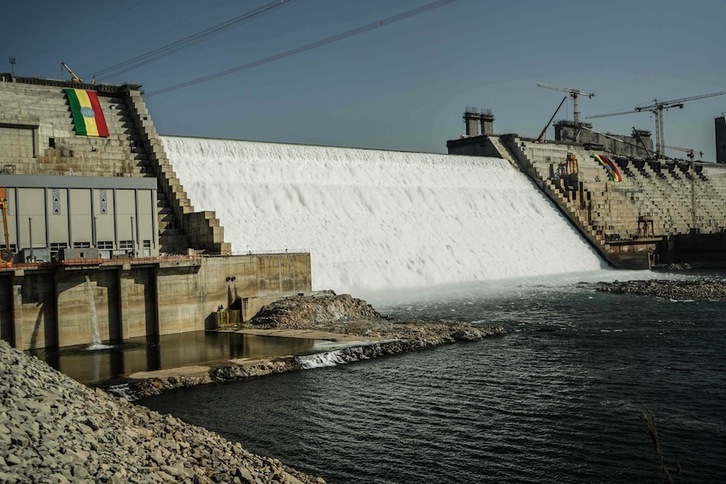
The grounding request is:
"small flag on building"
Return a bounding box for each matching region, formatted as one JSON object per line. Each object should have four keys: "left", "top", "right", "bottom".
{"left": 64, "top": 88, "right": 109, "bottom": 137}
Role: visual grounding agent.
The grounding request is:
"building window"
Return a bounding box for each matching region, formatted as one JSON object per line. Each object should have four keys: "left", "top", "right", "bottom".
{"left": 119, "top": 240, "right": 134, "bottom": 250}
{"left": 142, "top": 239, "right": 152, "bottom": 257}
{"left": 49, "top": 137, "right": 56, "bottom": 148}
{"left": 97, "top": 241, "right": 113, "bottom": 250}
{"left": 50, "top": 242, "right": 67, "bottom": 254}
{"left": 73, "top": 241, "right": 91, "bottom": 249}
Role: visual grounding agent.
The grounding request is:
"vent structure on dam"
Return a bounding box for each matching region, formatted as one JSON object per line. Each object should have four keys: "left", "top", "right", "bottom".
{"left": 0, "top": 75, "right": 311, "bottom": 350}
{"left": 448, "top": 110, "right": 726, "bottom": 268}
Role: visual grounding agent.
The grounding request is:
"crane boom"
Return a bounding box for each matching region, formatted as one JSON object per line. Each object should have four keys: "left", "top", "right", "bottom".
{"left": 538, "top": 83, "right": 594, "bottom": 125}
{"left": 60, "top": 62, "right": 82, "bottom": 83}
{"left": 663, "top": 144, "right": 701, "bottom": 160}
{"left": 586, "top": 90, "right": 726, "bottom": 158}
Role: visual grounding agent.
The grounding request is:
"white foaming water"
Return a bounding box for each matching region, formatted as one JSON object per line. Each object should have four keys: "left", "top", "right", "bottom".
{"left": 84, "top": 276, "right": 112, "bottom": 351}
{"left": 162, "top": 137, "right": 606, "bottom": 295}
{"left": 295, "top": 351, "right": 347, "bottom": 370}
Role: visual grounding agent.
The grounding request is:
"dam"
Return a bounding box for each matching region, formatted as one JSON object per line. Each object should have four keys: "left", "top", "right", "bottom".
{"left": 162, "top": 136, "right": 605, "bottom": 295}
{"left": 2, "top": 74, "right": 726, "bottom": 352}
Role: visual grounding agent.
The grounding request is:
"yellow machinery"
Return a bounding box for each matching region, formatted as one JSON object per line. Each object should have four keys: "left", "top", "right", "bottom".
{"left": 0, "top": 188, "right": 12, "bottom": 267}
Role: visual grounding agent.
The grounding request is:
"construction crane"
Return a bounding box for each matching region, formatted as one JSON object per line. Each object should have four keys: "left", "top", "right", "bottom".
{"left": 663, "top": 144, "right": 702, "bottom": 161}
{"left": 60, "top": 62, "right": 82, "bottom": 82}
{"left": 587, "top": 90, "right": 726, "bottom": 158}
{"left": 536, "top": 96, "right": 567, "bottom": 142}
{"left": 0, "top": 188, "right": 12, "bottom": 268}
{"left": 537, "top": 83, "right": 595, "bottom": 125}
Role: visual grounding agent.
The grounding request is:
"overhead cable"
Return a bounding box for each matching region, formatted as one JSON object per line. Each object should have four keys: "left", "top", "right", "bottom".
{"left": 147, "top": 0, "right": 457, "bottom": 97}
{"left": 24, "top": 1, "right": 147, "bottom": 62}
{"left": 92, "top": 0, "right": 297, "bottom": 80}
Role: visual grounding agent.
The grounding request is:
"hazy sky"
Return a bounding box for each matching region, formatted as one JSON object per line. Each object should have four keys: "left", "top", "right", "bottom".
{"left": 3, "top": 0, "right": 725, "bottom": 160}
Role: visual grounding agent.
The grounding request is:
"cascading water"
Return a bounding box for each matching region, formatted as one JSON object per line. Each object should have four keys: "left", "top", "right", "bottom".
{"left": 162, "top": 136, "right": 606, "bottom": 295}
{"left": 84, "top": 275, "right": 110, "bottom": 350}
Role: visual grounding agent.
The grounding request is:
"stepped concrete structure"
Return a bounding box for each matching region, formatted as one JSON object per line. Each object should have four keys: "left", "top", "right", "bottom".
{"left": 448, "top": 112, "right": 726, "bottom": 268}
{"left": 0, "top": 75, "right": 311, "bottom": 350}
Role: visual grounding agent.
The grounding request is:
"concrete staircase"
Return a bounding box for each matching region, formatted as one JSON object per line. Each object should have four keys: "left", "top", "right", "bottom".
{"left": 0, "top": 81, "right": 150, "bottom": 178}
{"left": 124, "top": 90, "right": 231, "bottom": 255}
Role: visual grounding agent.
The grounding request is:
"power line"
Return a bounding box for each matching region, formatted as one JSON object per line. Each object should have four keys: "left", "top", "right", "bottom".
{"left": 147, "top": 0, "right": 456, "bottom": 97}
{"left": 92, "top": 0, "right": 298, "bottom": 80}
{"left": 23, "top": 1, "right": 148, "bottom": 62}
{"left": 85, "top": 0, "right": 234, "bottom": 76}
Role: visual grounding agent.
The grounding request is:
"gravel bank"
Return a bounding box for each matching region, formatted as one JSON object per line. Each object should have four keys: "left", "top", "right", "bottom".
{"left": 597, "top": 279, "right": 726, "bottom": 300}
{"left": 0, "top": 339, "right": 322, "bottom": 484}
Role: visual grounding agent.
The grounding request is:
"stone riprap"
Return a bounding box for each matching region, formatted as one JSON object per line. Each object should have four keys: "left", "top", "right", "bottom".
{"left": 0, "top": 340, "right": 323, "bottom": 484}
{"left": 596, "top": 279, "right": 726, "bottom": 300}
{"left": 250, "top": 291, "right": 383, "bottom": 329}
{"left": 113, "top": 292, "right": 508, "bottom": 401}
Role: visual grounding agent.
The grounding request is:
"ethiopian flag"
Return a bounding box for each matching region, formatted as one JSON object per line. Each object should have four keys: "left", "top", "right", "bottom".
{"left": 591, "top": 154, "right": 623, "bottom": 182}
{"left": 64, "top": 88, "right": 109, "bottom": 137}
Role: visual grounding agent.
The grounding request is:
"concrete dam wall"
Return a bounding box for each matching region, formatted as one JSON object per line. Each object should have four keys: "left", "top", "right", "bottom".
{"left": 162, "top": 136, "right": 606, "bottom": 296}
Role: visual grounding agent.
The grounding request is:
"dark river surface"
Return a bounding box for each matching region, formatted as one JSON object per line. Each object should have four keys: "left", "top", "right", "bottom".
{"left": 136, "top": 271, "right": 726, "bottom": 483}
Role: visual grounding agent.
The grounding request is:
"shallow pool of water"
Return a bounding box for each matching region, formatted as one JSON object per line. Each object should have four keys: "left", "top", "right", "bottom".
{"left": 27, "top": 331, "right": 318, "bottom": 386}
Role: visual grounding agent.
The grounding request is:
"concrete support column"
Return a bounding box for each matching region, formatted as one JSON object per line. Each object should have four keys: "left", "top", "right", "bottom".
{"left": 480, "top": 112, "right": 495, "bottom": 135}
{"left": 12, "top": 281, "right": 23, "bottom": 350}
{"left": 464, "top": 110, "right": 480, "bottom": 137}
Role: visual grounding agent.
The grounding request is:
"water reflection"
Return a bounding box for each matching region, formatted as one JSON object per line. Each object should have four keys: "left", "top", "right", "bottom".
{"left": 27, "top": 332, "right": 316, "bottom": 386}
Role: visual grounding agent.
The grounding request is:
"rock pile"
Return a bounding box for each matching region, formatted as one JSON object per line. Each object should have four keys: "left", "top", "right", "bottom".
{"left": 250, "top": 290, "right": 383, "bottom": 329}
{"left": 0, "top": 339, "right": 322, "bottom": 484}
{"left": 247, "top": 291, "right": 507, "bottom": 342}
{"left": 597, "top": 279, "right": 726, "bottom": 301}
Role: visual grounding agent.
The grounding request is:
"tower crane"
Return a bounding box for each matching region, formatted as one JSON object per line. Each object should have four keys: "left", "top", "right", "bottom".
{"left": 587, "top": 90, "right": 726, "bottom": 158}
{"left": 537, "top": 83, "right": 595, "bottom": 125}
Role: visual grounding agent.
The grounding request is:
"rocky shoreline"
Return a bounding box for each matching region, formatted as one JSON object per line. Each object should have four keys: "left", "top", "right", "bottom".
{"left": 109, "top": 291, "right": 508, "bottom": 401}
{"left": 596, "top": 279, "right": 726, "bottom": 300}
{"left": 0, "top": 339, "right": 323, "bottom": 484}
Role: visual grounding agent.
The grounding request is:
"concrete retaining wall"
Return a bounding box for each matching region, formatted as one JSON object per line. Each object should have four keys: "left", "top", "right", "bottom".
{"left": 0, "top": 253, "right": 312, "bottom": 350}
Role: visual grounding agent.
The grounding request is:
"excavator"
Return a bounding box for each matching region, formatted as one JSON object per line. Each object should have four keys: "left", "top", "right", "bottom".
{"left": 0, "top": 188, "right": 12, "bottom": 268}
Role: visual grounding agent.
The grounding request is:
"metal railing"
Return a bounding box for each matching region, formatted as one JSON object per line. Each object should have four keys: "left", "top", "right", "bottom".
{"left": 3, "top": 254, "right": 202, "bottom": 271}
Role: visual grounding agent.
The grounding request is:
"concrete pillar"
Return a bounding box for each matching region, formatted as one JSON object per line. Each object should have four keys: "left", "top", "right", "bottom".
{"left": 464, "top": 110, "right": 480, "bottom": 137}
{"left": 12, "top": 281, "right": 23, "bottom": 350}
{"left": 0, "top": 275, "right": 13, "bottom": 346}
{"left": 480, "top": 111, "right": 495, "bottom": 135}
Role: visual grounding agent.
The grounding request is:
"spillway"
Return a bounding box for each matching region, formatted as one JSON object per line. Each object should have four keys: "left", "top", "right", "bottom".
{"left": 162, "top": 136, "right": 605, "bottom": 295}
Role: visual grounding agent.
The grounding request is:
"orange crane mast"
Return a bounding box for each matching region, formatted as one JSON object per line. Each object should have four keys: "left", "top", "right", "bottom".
{"left": 0, "top": 188, "right": 12, "bottom": 267}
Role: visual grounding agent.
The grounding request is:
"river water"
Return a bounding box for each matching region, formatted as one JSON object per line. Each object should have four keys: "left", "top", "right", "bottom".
{"left": 154, "top": 138, "right": 724, "bottom": 481}
{"left": 140, "top": 271, "right": 726, "bottom": 483}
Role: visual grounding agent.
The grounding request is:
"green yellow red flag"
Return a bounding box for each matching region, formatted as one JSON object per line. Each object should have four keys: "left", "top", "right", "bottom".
{"left": 64, "top": 88, "right": 109, "bottom": 137}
